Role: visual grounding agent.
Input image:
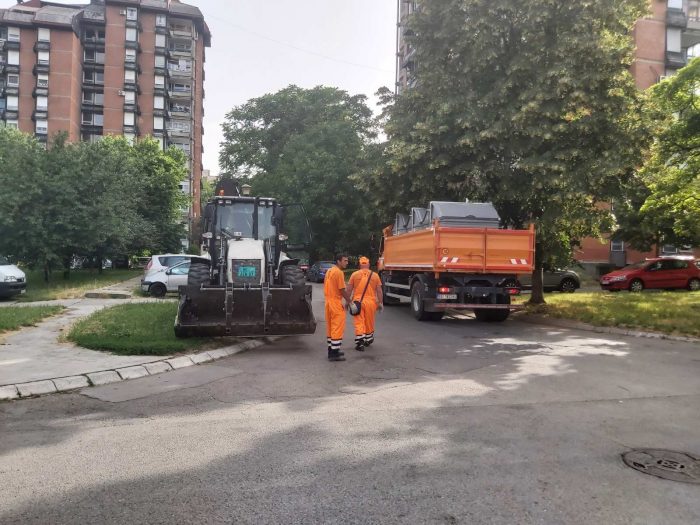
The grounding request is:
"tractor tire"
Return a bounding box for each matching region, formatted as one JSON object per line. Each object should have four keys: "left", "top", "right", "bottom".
{"left": 281, "top": 265, "right": 305, "bottom": 287}
{"left": 188, "top": 262, "right": 210, "bottom": 287}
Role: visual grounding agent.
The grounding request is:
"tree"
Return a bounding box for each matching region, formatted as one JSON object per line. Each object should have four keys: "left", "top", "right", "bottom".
{"left": 219, "top": 85, "right": 382, "bottom": 258}
{"left": 368, "top": 0, "right": 648, "bottom": 302}
{"left": 617, "top": 57, "right": 700, "bottom": 250}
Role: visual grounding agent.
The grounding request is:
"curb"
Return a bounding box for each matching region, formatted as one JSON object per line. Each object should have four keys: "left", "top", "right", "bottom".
{"left": 515, "top": 314, "right": 700, "bottom": 344}
{"left": 83, "top": 292, "right": 132, "bottom": 299}
{"left": 0, "top": 338, "right": 273, "bottom": 402}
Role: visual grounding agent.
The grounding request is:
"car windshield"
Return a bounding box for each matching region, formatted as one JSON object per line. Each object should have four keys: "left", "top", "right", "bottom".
{"left": 0, "top": 256, "right": 9, "bottom": 265}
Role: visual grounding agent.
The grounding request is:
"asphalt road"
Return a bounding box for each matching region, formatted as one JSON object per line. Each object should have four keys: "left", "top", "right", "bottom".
{"left": 1, "top": 283, "right": 699, "bottom": 524}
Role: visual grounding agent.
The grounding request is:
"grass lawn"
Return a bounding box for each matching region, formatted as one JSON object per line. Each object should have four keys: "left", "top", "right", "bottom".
{"left": 0, "top": 305, "right": 64, "bottom": 333}
{"left": 66, "top": 302, "right": 219, "bottom": 355}
{"left": 518, "top": 291, "right": 700, "bottom": 337}
{"left": 18, "top": 269, "right": 140, "bottom": 302}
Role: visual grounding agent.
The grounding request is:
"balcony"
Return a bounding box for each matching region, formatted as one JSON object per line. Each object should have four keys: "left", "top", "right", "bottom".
{"left": 666, "top": 7, "right": 687, "bottom": 29}
{"left": 125, "top": 19, "right": 141, "bottom": 31}
{"left": 169, "top": 103, "right": 190, "bottom": 117}
{"left": 2, "top": 85, "right": 19, "bottom": 96}
{"left": 81, "top": 99, "right": 104, "bottom": 111}
{"left": 123, "top": 103, "right": 141, "bottom": 115}
{"left": 81, "top": 59, "right": 105, "bottom": 70}
{"left": 169, "top": 28, "right": 193, "bottom": 38}
{"left": 123, "top": 124, "right": 139, "bottom": 135}
{"left": 168, "top": 88, "right": 191, "bottom": 99}
{"left": 124, "top": 40, "right": 141, "bottom": 52}
{"left": 33, "top": 85, "right": 49, "bottom": 97}
{"left": 34, "top": 41, "right": 51, "bottom": 52}
{"left": 167, "top": 67, "right": 192, "bottom": 79}
{"left": 166, "top": 124, "right": 191, "bottom": 137}
{"left": 33, "top": 62, "right": 50, "bottom": 75}
{"left": 32, "top": 109, "right": 48, "bottom": 121}
{"left": 155, "top": 25, "right": 168, "bottom": 35}
{"left": 154, "top": 65, "right": 167, "bottom": 76}
{"left": 5, "top": 39, "right": 20, "bottom": 51}
{"left": 666, "top": 50, "right": 687, "bottom": 69}
{"left": 81, "top": 36, "right": 106, "bottom": 49}
{"left": 4, "top": 109, "right": 19, "bottom": 120}
{"left": 5, "top": 64, "right": 20, "bottom": 74}
{"left": 168, "top": 46, "right": 193, "bottom": 58}
{"left": 124, "top": 61, "right": 141, "bottom": 73}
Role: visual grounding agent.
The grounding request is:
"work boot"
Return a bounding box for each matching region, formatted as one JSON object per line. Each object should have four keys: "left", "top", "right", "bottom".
{"left": 355, "top": 342, "right": 365, "bottom": 352}
{"left": 328, "top": 350, "right": 346, "bottom": 362}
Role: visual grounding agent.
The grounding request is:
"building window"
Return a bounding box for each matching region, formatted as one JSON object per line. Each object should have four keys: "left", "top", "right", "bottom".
{"left": 7, "top": 27, "right": 20, "bottom": 42}
{"left": 125, "top": 28, "right": 137, "bottom": 42}
{"left": 168, "top": 120, "right": 190, "bottom": 132}
{"left": 123, "top": 91, "right": 136, "bottom": 104}
{"left": 168, "top": 59, "right": 192, "bottom": 72}
{"left": 154, "top": 96, "right": 164, "bottom": 110}
{"left": 83, "top": 71, "right": 104, "bottom": 84}
{"left": 38, "top": 28, "right": 50, "bottom": 42}
{"left": 124, "top": 112, "right": 135, "bottom": 126}
{"left": 5, "top": 120, "right": 19, "bottom": 129}
{"left": 36, "top": 96, "right": 48, "bottom": 111}
{"left": 81, "top": 133, "right": 102, "bottom": 143}
{"left": 7, "top": 50, "right": 20, "bottom": 66}
{"left": 124, "top": 133, "right": 135, "bottom": 145}
{"left": 156, "top": 14, "right": 167, "bottom": 27}
{"left": 690, "top": 1, "right": 700, "bottom": 21}
{"left": 155, "top": 55, "right": 165, "bottom": 68}
{"left": 661, "top": 244, "right": 678, "bottom": 254}
{"left": 35, "top": 120, "right": 48, "bottom": 134}
{"left": 83, "top": 92, "right": 104, "bottom": 105}
{"left": 126, "top": 7, "right": 138, "bottom": 20}
{"left": 7, "top": 74, "right": 19, "bottom": 87}
{"left": 667, "top": 28, "right": 682, "bottom": 53}
{"left": 84, "top": 28, "right": 105, "bottom": 42}
{"left": 170, "top": 102, "right": 190, "bottom": 113}
{"left": 153, "top": 116, "right": 164, "bottom": 130}
{"left": 155, "top": 34, "right": 166, "bottom": 48}
{"left": 82, "top": 112, "right": 104, "bottom": 126}
{"left": 170, "top": 83, "right": 191, "bottom": 93}
{"left": 84, "top": 49, "right": 105, "bottom": 64}
{"left": 38, "top": 51, "right": 50, "bottom": 65}
{"left": 125, "top": 49, "right": 137, "bottom": 63}
{"left": 610, "top": 240, "right": 625, "bottom": 252}
{"left": 6, "top": 96, "right": 18, "bottom": 111}
{"left": 37, "top": 74, "right": 48, "bottom": 88}
{"left": 169, "top": 41, "right": 192, "bottom": 53}
{"left": 124, "top": 70, "right": 136, "bottom": 84}
{"left": 155, "top": 75, "right": 165, "bottom": 88}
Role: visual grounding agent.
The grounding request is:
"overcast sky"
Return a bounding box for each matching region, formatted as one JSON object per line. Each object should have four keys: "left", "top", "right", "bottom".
{"left": 1, "top": 0, "right": 397, "bottom": 176}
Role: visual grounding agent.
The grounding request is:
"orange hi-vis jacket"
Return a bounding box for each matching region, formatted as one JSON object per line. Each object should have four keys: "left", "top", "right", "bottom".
{"left": 348, "top": 269, "right": 381, "bottom": 341}
{"left": 324, "top": 265, "right": 346, "bottom": 343}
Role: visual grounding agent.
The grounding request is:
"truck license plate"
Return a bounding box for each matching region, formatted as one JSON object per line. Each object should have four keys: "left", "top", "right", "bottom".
{"left": 437, "top": 293, "right": 457, "bottom": 300}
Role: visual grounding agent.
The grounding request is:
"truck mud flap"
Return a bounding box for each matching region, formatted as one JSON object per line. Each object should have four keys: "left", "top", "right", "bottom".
{"left": 175, "top": 284, "right": 316, "bottom": 338}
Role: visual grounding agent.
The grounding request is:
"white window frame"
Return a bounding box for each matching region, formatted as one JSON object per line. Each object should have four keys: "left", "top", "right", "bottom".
{"left": 154, "top": 75, "right": 165, "bottom": 88}
{"left": 124, "top": 70, "right": 136, "bottom": 83}
{"left": 36, "top": 95, "right": 48, "bottom": 111}
{"left": 5, "top": 120, "right": 19, "bottom": 129}
{"left": 156, "top": 14, "right": 167, "bottom": 27}
{"left": 124, "top": 112, "right": 135, "bottom": 126}
{"left": 38, "top": 50, "right": 50, "bottom": 65}
{"left": 6, "top": 95, "right": 19, "bottom": 111}
{"left": 126, "top": 7, "right": 138, "bottom": 21}
{"left": 123, "top": 91, "right": 136, "bottom": 104}
{"left": 125, "top": 48, "right": 137, "bottom": 63}
{"left": 7, "top": 74, "right": 19, "bottom": 87}
{"left": 667, "top": 28, "right": 682, "bottom": 53}
{"left": 7, "top": 50, "right": 20, "bottom": 66}
{"left": 155, "top": 34, "right": 166, "bottom": 48}
{"left": 35, "top": 120, "right": 48, "bottom": 134}
{"left": 38, "top": 28, "right": 50, "bottom": 42}
{"left": 7, "top": 27, "right": 20, "bottom": 42}
{"left": 37, "top": 74, "right": 49, "bottom": 88}
{"left": 155, "top": 55, "right": 166, "bottom": 68}
{"left": 610, "top": 240, "right": 625, "bottom": 252}
{"left": 125, "top": 27, "right": 137, "bottom": 42}
{"left": 154, "top": 96, "right": 164, "bottom": 110}
{"left": 153, "top": 116, "right": 164, "bottom": 130}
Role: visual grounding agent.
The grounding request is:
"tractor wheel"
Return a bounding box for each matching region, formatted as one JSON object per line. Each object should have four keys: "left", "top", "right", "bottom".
{"left": 281, "top": 265, "right": 305, "bottom": 287}
{"left": 149, "top": 282, "right": 167, "bottom": 298}
{"left": 188, "top": 262, "right": 210, "bottom": 287}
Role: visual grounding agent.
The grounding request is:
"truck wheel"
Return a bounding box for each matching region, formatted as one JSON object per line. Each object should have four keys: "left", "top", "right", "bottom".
{"left": 474, "top": 308, "right": 510, "bottom": 322}
{"left": 281, "top": 265, "right": 305, "bottom": 286}
{"left": 149, "top": 282, "right": 166, "bottom": 298}
{"left": 188, "top": 262, "right": 210, "bottom": 287}
{"left": 411, "top": 281, "right": 432, "bottom": 321}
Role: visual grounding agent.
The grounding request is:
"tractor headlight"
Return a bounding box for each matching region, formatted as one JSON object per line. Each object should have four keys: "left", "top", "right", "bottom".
{"left": 278, "top": 234, "right": 288, "bottom": 241}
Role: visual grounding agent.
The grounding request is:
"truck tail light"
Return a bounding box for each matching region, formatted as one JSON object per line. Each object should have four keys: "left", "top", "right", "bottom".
{"left": 438, "top": 286, "right": 451, "bottom": 293}
{"left": 506, "top": 287, "right": 520, "bottom": 296}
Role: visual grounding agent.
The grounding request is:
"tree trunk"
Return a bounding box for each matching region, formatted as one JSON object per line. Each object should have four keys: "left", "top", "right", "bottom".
{"left": 63, "top": 256, "right": 71, "bottom": 280}
{"left": 528, "top": 263, "right": 546, "bottom": 305}
{"left": 43, "top": 262, "right": 49, "bottom": 284}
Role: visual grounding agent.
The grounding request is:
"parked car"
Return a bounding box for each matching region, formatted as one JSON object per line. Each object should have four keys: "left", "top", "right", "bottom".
{"left": 0, "top": 256, "right": 26, "bottom": 299}
{"left": 141, "top": 254, "right": 209, "bottom": 297}
{"left": 600, "top": 256, "right": 700, "bottom": 292}
{"left": 518, "top": 269, "right": 581, "bottom": 293}
{"left": 306, "top": 261, "right": 335, "bottom": 283}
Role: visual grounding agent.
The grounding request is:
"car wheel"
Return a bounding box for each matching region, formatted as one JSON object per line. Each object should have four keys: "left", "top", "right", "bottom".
{"left": 149, "top": 282, "right": 167, "bottom": 298}
{"left": 629, "top": 279, "right": 644, "bottom": 293}
{"left": 559, "top": 278, "right": 577, "bottom": 293}
{"left": 688, "top": 278, "right": 700, "bottom": 292}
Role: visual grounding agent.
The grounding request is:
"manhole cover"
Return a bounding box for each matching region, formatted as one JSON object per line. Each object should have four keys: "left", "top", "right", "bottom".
{"left": 622, "top": 449, "right": 700, "bottom": 484}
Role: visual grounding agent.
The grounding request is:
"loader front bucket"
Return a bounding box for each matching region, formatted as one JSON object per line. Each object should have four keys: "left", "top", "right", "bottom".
{"left": 174, "top": 283, "right": 316, "bottom": 338}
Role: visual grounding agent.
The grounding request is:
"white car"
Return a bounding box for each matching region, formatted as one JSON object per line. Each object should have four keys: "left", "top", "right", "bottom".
{"left": 141, "top": 255, "right": 210, "bottom": 297}
{"left": 0, "top": 256, "right": 27, "bottom": 298}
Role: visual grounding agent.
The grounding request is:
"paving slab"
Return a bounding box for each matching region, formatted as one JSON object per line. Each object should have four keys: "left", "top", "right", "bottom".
{"left": 53, "top": 376, "right": 90, "bottom": 392}
{"left": 166, "top": 356, "right": 195, "bottom": 369}
{"left": 190, "top": 352, "right": 214, "bottom": 364}
{"left": 16, "top": 380, "right": 56, "bottom": 397}
{"left": 87, "top": 371, "right": 121, "bottom": 386}
{"left": 0, "top": 384, "right": 19, "bottom": 400}
{"left": 116, "top": 366, "right": 149, "bottom": 380}
{"left": 143, "top": 361, "right": 172, "bottom": 375}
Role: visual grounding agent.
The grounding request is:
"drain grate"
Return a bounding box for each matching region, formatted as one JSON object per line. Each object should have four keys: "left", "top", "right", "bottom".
{"left": 622, "top": 449, "right": 700, "bottom": 484}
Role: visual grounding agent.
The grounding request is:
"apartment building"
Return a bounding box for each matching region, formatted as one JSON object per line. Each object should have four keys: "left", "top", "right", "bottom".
{"left": 0, "top": 0, "right": 210, "bottom": 243}
{"left": 395, "top": 0, "right": 700, "bottom": 271}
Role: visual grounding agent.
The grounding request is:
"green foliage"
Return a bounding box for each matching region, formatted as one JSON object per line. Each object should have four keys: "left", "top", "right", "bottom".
{"left": 219, "top": 85, "right": 382, "bottom": 258}
{"left": 0, "top": 305, "right": 64, "bottom": 333}
{"left": 0, "top": 130, "right": 188, "bottom": 276}
{"left": 617, "top": 58, "right": 700, "bottom": 249}
{"left": 67, "top": 302, "right": 214, "bottom": 355}
{"left": 367, "top": 0, "right": 648, "bottom": 302}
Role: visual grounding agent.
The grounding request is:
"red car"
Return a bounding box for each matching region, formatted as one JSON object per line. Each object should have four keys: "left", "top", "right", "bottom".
{"left": 600, "top": 256, "right": 700, "bottom": 292}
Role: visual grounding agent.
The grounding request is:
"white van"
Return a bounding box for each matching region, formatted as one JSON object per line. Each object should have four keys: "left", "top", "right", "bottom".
{"left": 0, "top": 256, "right": 27, "bottom": 298}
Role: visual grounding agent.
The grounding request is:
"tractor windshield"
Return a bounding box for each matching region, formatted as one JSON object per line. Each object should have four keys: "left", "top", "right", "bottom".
{"left": 217, "top": 203, "right": 255, "bottom": 238}
{"left": 258, "top": 203, "right": 276, "bottom": 240}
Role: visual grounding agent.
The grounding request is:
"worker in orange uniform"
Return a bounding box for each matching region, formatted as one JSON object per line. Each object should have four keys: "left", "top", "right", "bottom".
{"left": 346, "top": 256, "right": 383, "bottom": 352}
{"left": 324, "top": 253, "right": 352, "bottom": 362}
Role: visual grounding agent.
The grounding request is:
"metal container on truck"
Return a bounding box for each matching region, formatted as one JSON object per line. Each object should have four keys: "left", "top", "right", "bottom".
{"left": 378, "top": 201, "right": 535, "bottom": 322}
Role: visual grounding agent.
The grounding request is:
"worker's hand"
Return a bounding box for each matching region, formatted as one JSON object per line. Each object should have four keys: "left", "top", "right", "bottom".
{"left": 378, "top": 303, "right": 384, "bottom": 311}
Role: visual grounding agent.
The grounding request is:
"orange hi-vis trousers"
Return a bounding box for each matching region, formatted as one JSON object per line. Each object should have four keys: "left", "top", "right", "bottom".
{"left": 353, "top": 299, "right": 378, "bottom": 346}
{"left": 325, "top": 299, "right": 346, "bottom": 352}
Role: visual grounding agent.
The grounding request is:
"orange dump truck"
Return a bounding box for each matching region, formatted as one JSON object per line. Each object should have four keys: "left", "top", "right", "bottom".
{"left": 378, "top": 201, "right": 535, "bottom": 322}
